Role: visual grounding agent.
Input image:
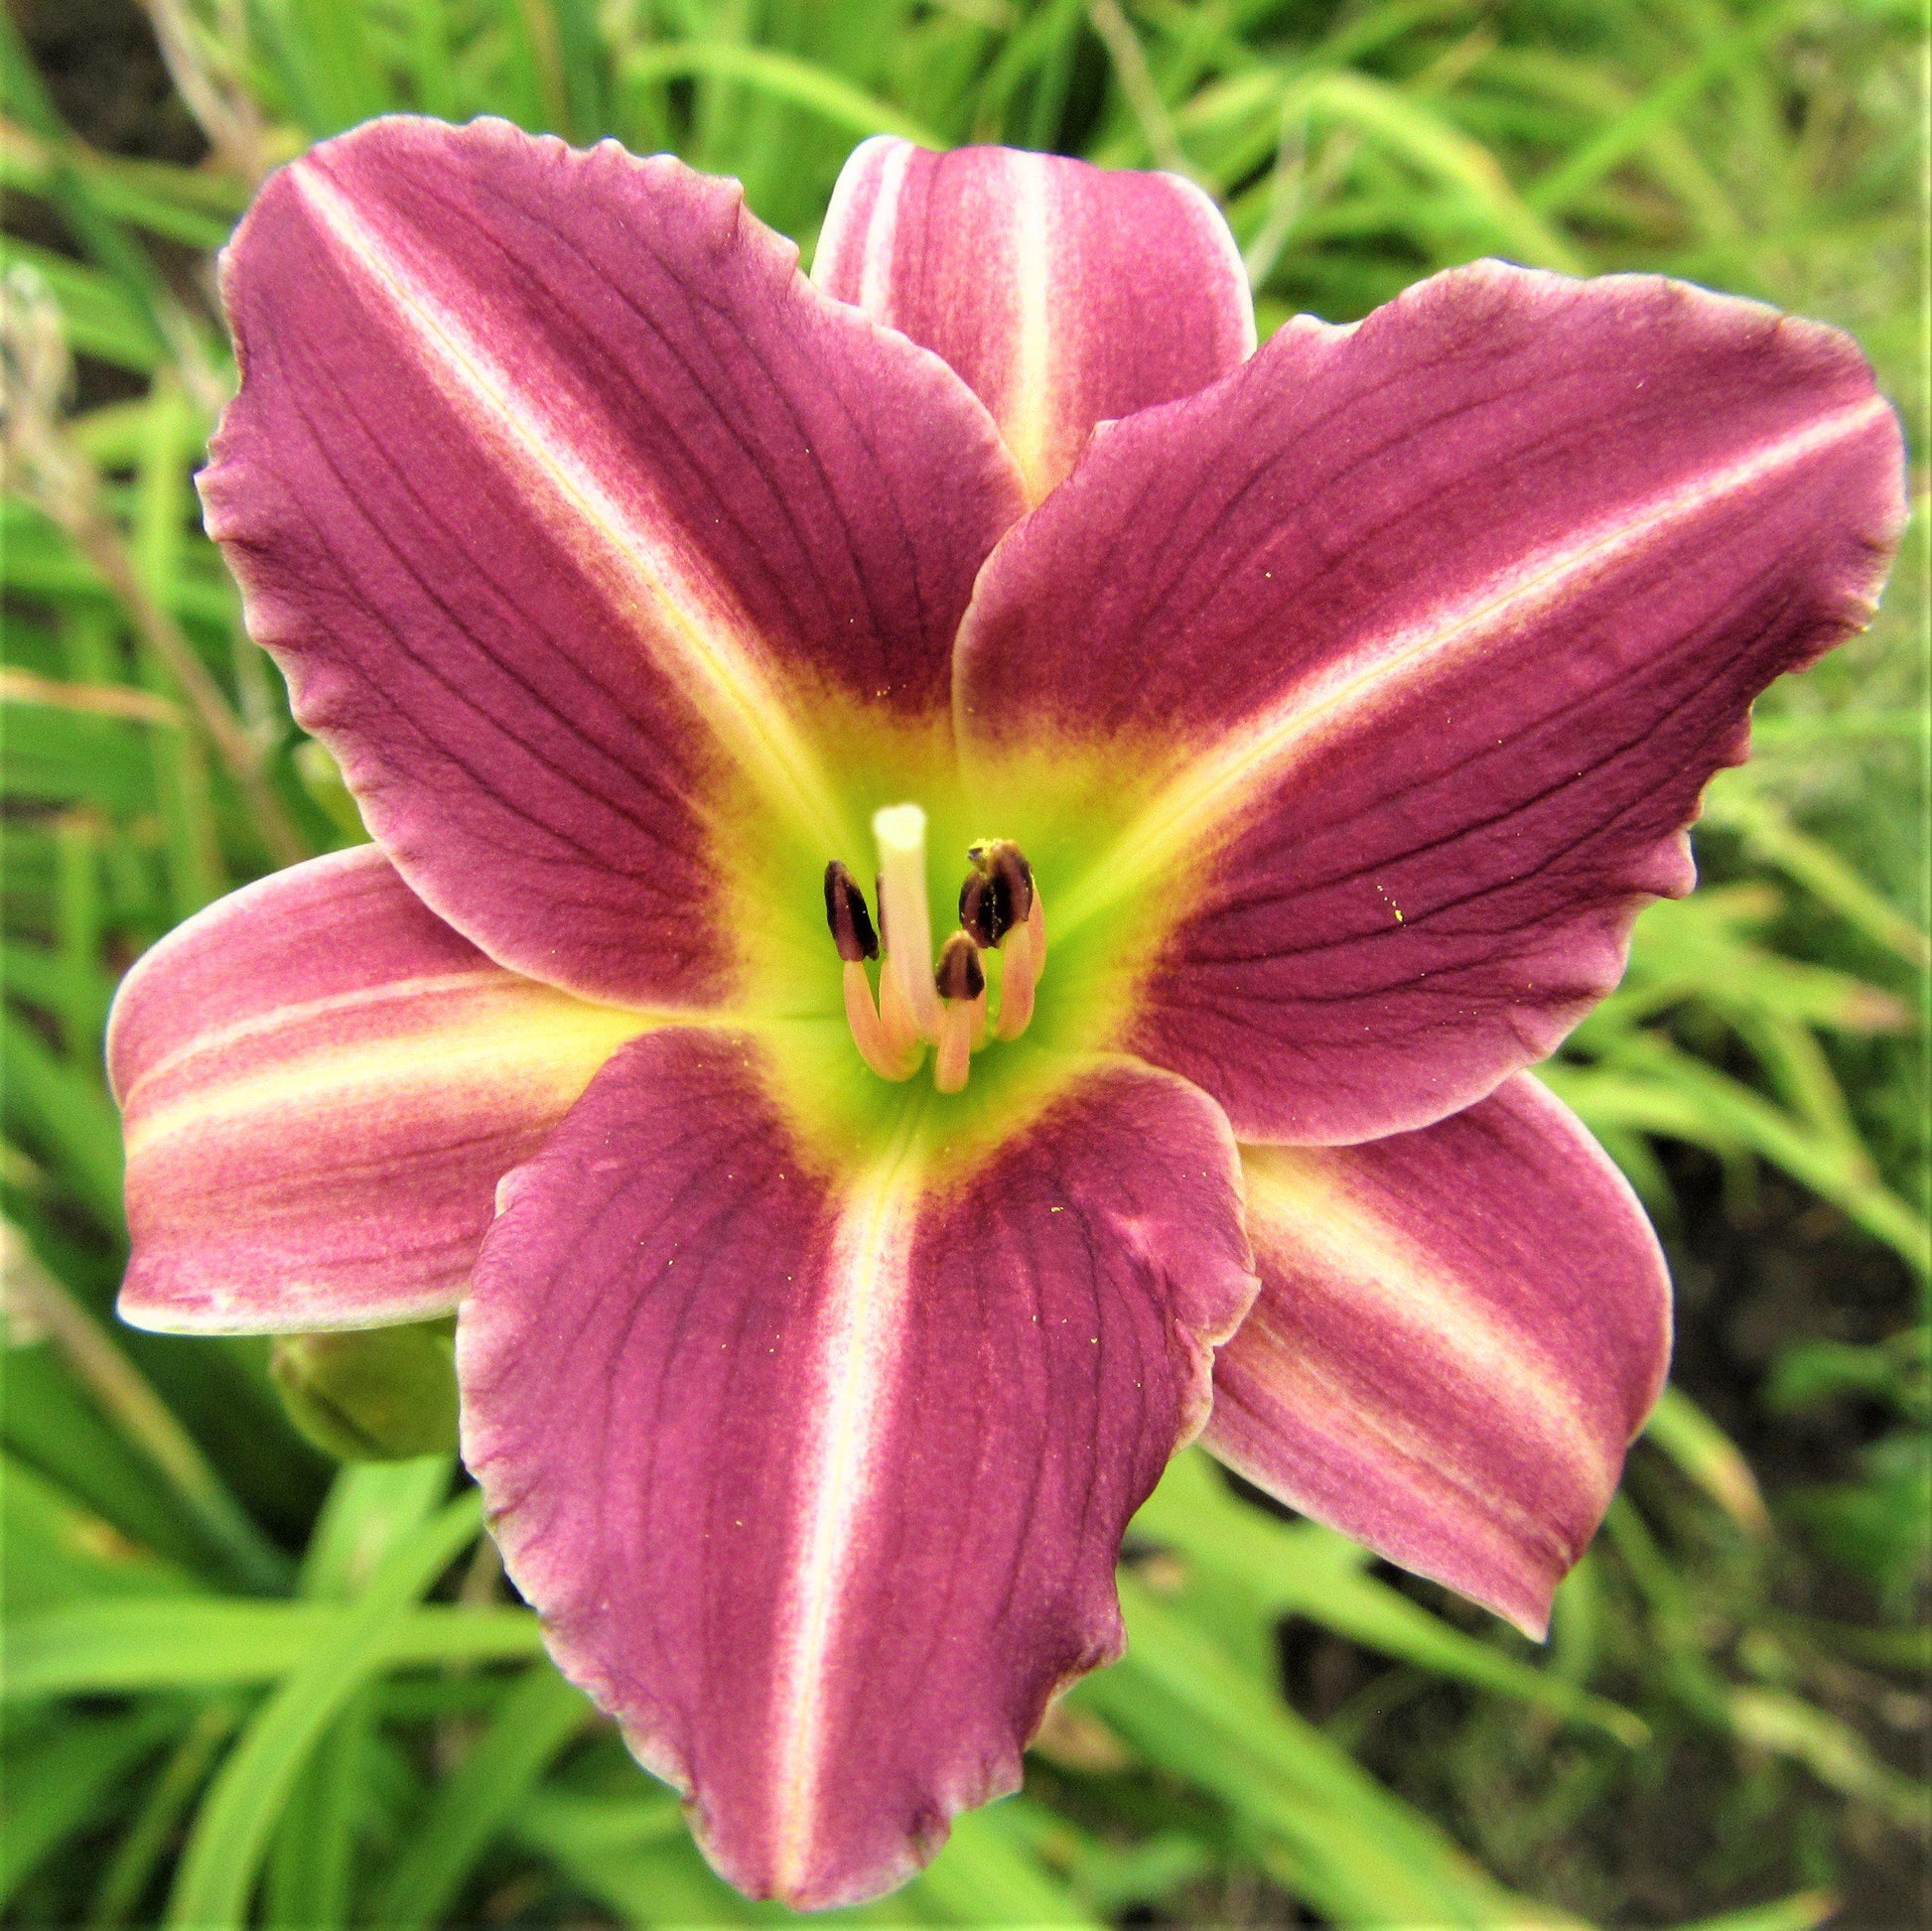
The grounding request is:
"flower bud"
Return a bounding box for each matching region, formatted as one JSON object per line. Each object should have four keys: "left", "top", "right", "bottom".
{"left": 269, "top": 1320, "right": 460, "bottom": 1461}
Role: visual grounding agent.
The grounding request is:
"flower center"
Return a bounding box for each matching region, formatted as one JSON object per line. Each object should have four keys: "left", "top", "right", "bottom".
{"left": 822, "top": 803, "right": 1045, "bottom": 1092}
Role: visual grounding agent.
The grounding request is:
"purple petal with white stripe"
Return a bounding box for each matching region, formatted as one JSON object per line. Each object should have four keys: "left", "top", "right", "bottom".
{"left": 957, "top": 261, "right": 1906, "bottom": 1142}
{"left": 1205, "top": 1074, "right": 1672, "bottom": 1636}
{"left": 111, "top": 847, "right": 646, "bottom": 1333}
{"left": 205, "top": 116, "right": 1025, "bottom": 1010}
{"left": 816, "top": 138, "right": 1254, "bottom": 501}
{"left": 460, "top": 1030, "right": 1255, "bottom": 1907}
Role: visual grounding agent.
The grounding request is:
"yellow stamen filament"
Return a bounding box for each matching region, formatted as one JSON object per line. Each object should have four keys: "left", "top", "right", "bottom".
{"left": 994, "top": 889, "right": 1046, "bottom": 1041}
{"left": 933, "top": 999, "right": 975, "bottom": 1093}
{"left": 877, "top": 960, "right": 924, "bottom": 1060}
{"left": 931, "top": 929, "right": 986, "bottom": 1095}
{"left": 994, "top": 923, "right": 1036, "bottom": 1040}
{"left": 843, "top": 962, "right": 919, "bottom": 1080}
{"left": 873, "top": 803, "right": 942, "bottom": 1040}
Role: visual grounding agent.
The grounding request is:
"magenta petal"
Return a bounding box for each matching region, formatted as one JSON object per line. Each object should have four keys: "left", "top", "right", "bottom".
{"left": 459, "top": 1033, "right": 1255, "bottom": 1906}
{"left": 815, "top": 138, "right": 1254, "bottom": 501}
{"left": 1205, "top": 1075, "right": 1672, "bottom": 1637}
{"left": 960, "top": 262, "right": 1905, "bottom": 1142}
{"left": 204, "top": 117, "right": 1026, "bottom": 1009}
{"left": 110, "top": 847, "right": 644, "bottom": 1333}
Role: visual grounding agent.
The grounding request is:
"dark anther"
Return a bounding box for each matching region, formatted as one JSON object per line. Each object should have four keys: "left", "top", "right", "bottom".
{"left": 934, "top": 930, "right": 985, "bottom": 1003}
{"left": 962, "top": 841, "right": 1034, "bottom": 947}
{"left": 823, "top": 861, "right": 879, "bottom": 962}
{"left": 958, "top": 871, "right": 1006, "bottom": 949}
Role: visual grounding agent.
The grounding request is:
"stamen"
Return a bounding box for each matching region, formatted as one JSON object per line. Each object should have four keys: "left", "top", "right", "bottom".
{"left": 993, "top": 916, "right": 1039, "bottom": 1040}
{"left": 827, "top": 818, "right": 1044, "bottom": 1082}
{"left": 932, "top": 932, "right": 985, "bottom": 1094}
{"left": 965, "top": 841, "right": 1035, "bottom": 932}
{"left": 822, "top": 862, "right": 879, "bottom": 962}
{"left": 843, "top": 962, "right": 919, "bottom": 1080}
{"left": 934, "top": 1016, "right": 971, "bottom": 1093}
{"left": 877, "top": 942, "right": 924, "bottom": 1058}
{"left": 823, "top": 862, "right": 916, "bottom": 1078}
{"left": 874, "top": 804, "right": 943, "bottom": 1040}
{"left": 959, "top": 871, "right": 1003, "bottom": 949}
{"left": 962, "top": 840, "right": 1045, "bottom": 1041}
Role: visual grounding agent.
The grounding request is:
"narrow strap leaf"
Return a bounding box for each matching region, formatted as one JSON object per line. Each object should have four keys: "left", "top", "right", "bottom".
{"left": 164, "top": 1492, "right": 484, "bottom": 1928}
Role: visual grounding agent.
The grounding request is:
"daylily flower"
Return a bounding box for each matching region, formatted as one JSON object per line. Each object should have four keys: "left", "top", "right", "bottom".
{"left": 108, "top": 118, "right": 1903, "bottom": 1908}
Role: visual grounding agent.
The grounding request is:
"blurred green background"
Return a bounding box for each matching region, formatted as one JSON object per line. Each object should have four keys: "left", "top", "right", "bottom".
{"left": 1, "top": 0, "right": 1925, "bottom": 1923}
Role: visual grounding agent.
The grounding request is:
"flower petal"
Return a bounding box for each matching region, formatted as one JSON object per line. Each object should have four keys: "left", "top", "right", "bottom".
{"left": 815, "top": 138, "right": 1254, "bottom": 501}
{"left": 1204, "top": 1074, "right": 1671, "bottom": 1637}
{"left": 110, "top": 848, "right": 647, "bottom": 1334}
{"left": 959, "top": 262, "right": 1905, "bottom": 1142}
{"left": 204, "top": 116, "right": 1026, "bottom": 1010}
{"left": 460, "top": 1030, "right": 1255, "bottom": 1907}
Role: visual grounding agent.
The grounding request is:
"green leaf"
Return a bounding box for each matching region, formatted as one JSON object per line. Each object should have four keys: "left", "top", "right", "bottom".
{"left": 618, "top": 42, "right": 941, "bottom": 147}
{"left": 0, "top": 1706, "right": 178, "bottom": 1906}
{"left": 1080, "top": 1573, "right": 1570, "bottom": 1924}
{"left": 1669, "top": 1893, "right": 1839, "bottom": 1931}
{"left": 299, "top": 1455, "right": 459, "bottom": 1599}
{"left": 165, "top": 1491, "right": 487, "bottom": 1925}
{"left": 263, "top": 1685, "right": 372, "bottom": 1929}
{"left": 902, "top": 1803, "right": 1097, "bottom": 1926}
{"left": 1545, "top": 1040, "right": 1932, "bottom": 1279}
{"left": 372, "top": 1665, "right": 591, "bottom": 1930}
{"left": 5, "top": 1597, "right": 543, "bottom": 1700}
{"left": 0, "top": 1453, "right": 197, "bottom": 1614}
{"left": 91, "top": 1704, "right": 240, "bottom": 1928}
{"left": 1, "top": 1008, "right": 124, "bottom": 1230}
{"left": 514, "top": 1792, "right": 763, "bottom": 1926}
{"left": 0, "top": 238, "right": 163, "bottom": 372}
{"left": 1642, "top": 1385, "right": 1771, "bottom": 1538}
{"left": 1133, "top": 1451, "right": 1646, "bottom": 1743}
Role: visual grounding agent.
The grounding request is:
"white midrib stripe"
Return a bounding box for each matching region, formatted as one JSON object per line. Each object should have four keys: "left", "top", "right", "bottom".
{"left": 124, "top": 1005, "right": 649, "bottom": 1152}
{"left": 1057, "top": 395, "right": 1891, "bottom": 936}
{"left": 1005, "top": 156, "right": 1056, "bottom": 502}
{"left": 291, "top": 164, "right": 851, "bottom": 856}
{"left": 126, "top": 967, "right": 522, "bottom": 1100}
{"left": 855, "top": 140, "right": 911, "bottom": 318}
{"left": 1244, "top": 1156, "right": 1598, "bottom": 1480}
{"left": 769, "top": 1131, "right": 923, "bottom": 1893}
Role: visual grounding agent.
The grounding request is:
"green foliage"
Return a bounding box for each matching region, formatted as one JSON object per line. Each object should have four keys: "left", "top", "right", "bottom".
{"left": 2, "top": 0, "right": 1924, "bottom": 1922}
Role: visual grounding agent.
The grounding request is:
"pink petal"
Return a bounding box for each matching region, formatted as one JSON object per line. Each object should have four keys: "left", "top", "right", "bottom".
{"left": 110, "top": 848, "right": 646, "bottom": 1334}
{"left": 1205, "top": 1075, "right": 1672, "bottom": 1638}
{"left": 815, "top": 138, "right": 1254, "bottom": 501}
{"left": 459, "top": 1032, "right": 1255, "bottom": 1907}
{"left": 204, "top": 117, "right": 1026, "bottom": 1010}
{"left": 959, "top": 262, "right": 1905, "bottom": 1143}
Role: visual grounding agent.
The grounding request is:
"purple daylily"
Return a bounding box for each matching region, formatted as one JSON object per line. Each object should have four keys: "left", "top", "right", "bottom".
{"left": 109, "top": 119, "right": 1903, "bottom": 1908}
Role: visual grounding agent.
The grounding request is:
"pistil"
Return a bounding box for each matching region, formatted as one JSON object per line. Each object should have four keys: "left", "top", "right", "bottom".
{"left": 875, "top": 907, "right": 926, "bottom": 1060}
{"left": 873, "top": 804, "right": 943, "bottom": 1042}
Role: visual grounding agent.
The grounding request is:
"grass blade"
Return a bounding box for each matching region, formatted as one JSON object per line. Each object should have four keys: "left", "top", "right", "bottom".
{"left": 373, "top": 1665, "right": 592, "bottom": 1929}
{"left": 165, "top": 1492, "right": 485, "bottom": 1926}
{"left": 5, "top": 1598, "right": 543, "bottom": 1699}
